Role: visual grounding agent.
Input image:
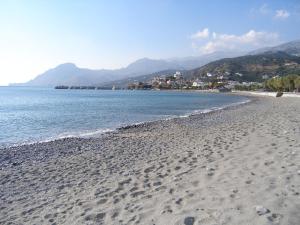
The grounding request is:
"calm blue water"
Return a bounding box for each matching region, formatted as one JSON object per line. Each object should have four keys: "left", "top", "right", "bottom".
{"left": 0, "top": 87, "right": 249, "bottom": 147}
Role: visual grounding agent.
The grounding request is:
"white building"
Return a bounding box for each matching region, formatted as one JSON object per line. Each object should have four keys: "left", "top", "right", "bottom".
{"left": 224, "top": 81, "right": 240, "bottom": 89}
{"left": 174, "top": 71, "right": 182, "bottom": 79}
{"left": 262, "top": 75, "right": 269, "bottom": 80}
{"left": 192, "top": 81, "right": 206, "bottom": 88}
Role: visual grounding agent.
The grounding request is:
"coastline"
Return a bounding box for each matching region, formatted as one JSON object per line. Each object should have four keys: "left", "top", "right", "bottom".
{"left": 1, "top": 96, "right": 300, "bottom": 225}
{"left": 232, "top": 90, "right": 300, "bottom": 98}
{"left": 0, "top": 93, "right": 251, "bottom": 149}
{"left": 0, "top": 95, "right": 253, "bottom": 168}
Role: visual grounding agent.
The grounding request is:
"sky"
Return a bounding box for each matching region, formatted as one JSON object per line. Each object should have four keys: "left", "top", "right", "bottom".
{"left": 0, "top": 0, "right": 299, "bottom": 85}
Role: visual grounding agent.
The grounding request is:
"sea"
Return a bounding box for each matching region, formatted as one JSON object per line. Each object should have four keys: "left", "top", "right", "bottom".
{"left": 0, "top": 87, "right": 249, "bottom": 148}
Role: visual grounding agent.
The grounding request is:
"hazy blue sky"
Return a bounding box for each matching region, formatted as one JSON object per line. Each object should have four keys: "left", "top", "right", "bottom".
{"left": 0, "top": 0, "right": 299, "bottom": 85}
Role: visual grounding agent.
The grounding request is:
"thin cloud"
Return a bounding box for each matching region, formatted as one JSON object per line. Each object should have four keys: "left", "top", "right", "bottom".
{"left": 250, "top": 3, "right": 271, "bottom": 16}
{"left": 191, "top": 28, "right": 209, "bottom": 39}
{"left": 259, "top": 4, "right": 271, "bottom": 15}
{"left": 192, "top": 29, "right": 279, "bottom": 54}
{"left": 274, "top": 9, "right": 290, "bottom": 19}
{"left": 251, "top": 4, "right": 290, "bottom": 20}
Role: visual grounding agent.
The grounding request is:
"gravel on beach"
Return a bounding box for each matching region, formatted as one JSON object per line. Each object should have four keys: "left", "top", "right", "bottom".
{"left": 0, "top": 96, "right": 299, "bottom": 225}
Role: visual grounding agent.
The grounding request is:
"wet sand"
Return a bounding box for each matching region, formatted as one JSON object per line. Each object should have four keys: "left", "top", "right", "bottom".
{"left": 0, "top": 96, "right": 299, "bottom": 225}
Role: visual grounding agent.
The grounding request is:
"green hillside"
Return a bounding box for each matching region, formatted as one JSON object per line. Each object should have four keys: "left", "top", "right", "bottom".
{"left": 186, "top": 51, "right": 300, "bottom": 82}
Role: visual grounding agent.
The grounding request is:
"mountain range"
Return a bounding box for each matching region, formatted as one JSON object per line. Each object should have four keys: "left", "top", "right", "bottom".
{"left": 15, "top": 52, "right": 243, "bottom": 87}
{"left": 249, "top": 40, "right": 300, "bottom": 56}
{"left": 15, "top": 40, "right": 300, "bottom": 87}
{"left": 103, "top": 40, "right": 300, "bottom": 86}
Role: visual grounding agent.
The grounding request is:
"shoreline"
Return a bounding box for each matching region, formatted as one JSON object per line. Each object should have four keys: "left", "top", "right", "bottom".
{"left": 1, "top": 96, "right": 299, "bottom": 225}
{"left": 0, "top": 94, "right": 251, "bottom": 150}
{"left": 232, "top": 90, "right": 300, "bottom": 98}
{"left": 0, "top": 96, "right": 254, "bottom": 170}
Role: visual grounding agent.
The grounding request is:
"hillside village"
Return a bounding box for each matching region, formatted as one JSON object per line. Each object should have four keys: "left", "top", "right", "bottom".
{"left": 56, "top": 70, "right": 300, "bottom": 92}
{"left": 126, "top": 51, "right": 300, "bottom": 92}
{"left": 127, "top": 71, "right": 263, "bottom": 91}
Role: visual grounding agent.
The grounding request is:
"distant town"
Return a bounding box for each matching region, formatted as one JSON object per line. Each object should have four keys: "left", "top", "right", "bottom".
{"left": 55, "top": 61, "right": 300, "bottom": 93}
{"left": 126, "top": 71, "right": 264, "bottom": 91}
{"left": 55, "top": 71, "right": 265, "bottom": 92}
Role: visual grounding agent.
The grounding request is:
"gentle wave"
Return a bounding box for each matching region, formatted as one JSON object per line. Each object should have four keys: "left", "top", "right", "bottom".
{"left": 1, "top": 128, "right": 115, "bottom": 149}
{"left": 44, "top": 99, "right": 251, "bottom": 144}
{"left": 3, "top": 98, "right": 251, "bottom": 148}
{"left": 179, "top": 99, "right": 251, "bottom": 118}
{"left": 0, "top": 88, "right": 251, "bottom": 149}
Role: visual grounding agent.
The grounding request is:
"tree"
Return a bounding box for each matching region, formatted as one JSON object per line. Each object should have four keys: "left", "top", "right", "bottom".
{"left": 295, "top": 76, "right": 300, "bottom": 92}
{"left": 264, "top": 74, "right": 300, "bottom": 92}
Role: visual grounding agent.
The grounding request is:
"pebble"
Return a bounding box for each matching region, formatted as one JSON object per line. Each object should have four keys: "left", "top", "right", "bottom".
{"left": 267, "top": 213, "right": 281, "bottom": 222}
{"left": 207, "top": 171, "right": 215, "bottom": 175}
{"left": 184, "top": 217, "right": 195, "bottom": 225}
{"left": 206, "top": 167, "right": 215, "bottom": 176}
{"left": 254, "top": 205, "right": 270, "bottom": 216}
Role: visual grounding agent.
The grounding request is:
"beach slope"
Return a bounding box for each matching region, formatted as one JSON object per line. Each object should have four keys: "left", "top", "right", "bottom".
{"left": 0, "top": 97, "right": 299, "bottom": 225}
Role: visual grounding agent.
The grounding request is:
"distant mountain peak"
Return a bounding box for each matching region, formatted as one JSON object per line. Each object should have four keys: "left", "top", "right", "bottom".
{"left": 18, "top": 52, "right": 245, "bottom": 87}
{"left": 135, "top": 57, "right": 152, "bottom": 61}
{"left": 250, "top": 39, "right": 300, "bottom": 56}
{"left": 127, "top": 57, "right": 161, "bottom": 66}
{"left": 56, "top": 62, "right": 77, "bottom": 68}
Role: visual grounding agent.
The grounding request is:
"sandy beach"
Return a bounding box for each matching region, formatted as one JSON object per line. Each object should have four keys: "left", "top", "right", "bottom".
{"left": 0, "top": 96, "right": 299, "bottom": 225}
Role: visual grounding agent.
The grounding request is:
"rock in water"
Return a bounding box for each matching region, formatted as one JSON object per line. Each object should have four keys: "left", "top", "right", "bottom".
{"left": 184, "top": 217, "right": 195, "bottom": 225}
{"left": 255, "top": 205, "right": 270, "bottom": 216}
